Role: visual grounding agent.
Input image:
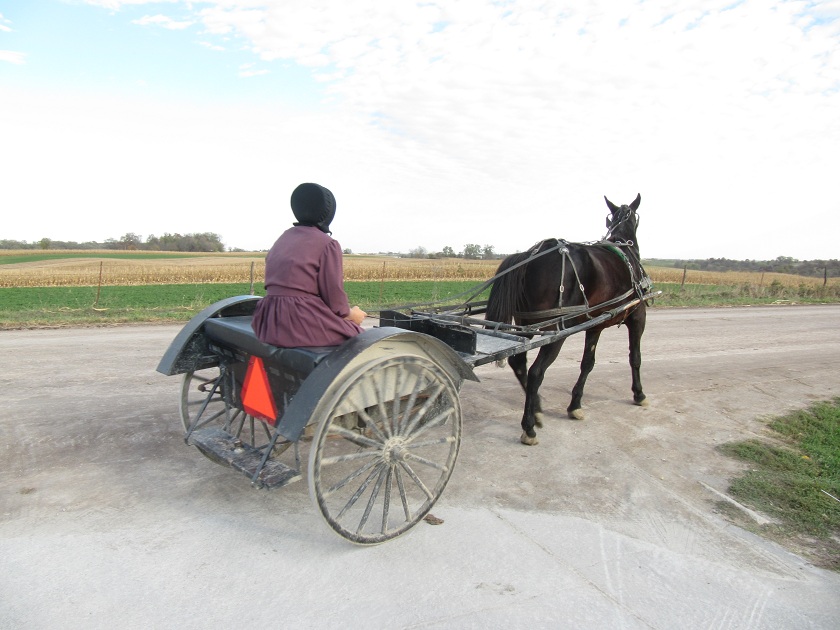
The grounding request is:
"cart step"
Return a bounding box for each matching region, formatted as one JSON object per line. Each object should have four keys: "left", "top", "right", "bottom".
{"left": 189, "top": 428, "right": 302, "bottom": 489}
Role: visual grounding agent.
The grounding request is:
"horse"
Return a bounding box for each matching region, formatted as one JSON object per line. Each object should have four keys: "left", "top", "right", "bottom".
{"left": 485, "top": 194, "right": 650, "bottom": 445}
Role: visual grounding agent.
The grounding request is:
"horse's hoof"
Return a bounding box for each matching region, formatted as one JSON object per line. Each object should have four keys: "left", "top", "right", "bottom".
{"left": 568, "top": 408, "right": 585, "bottom": 421}
{"left": 520, "top": 431, "right": 539, "bottom": 446}
{"left": 635, "top": 397, "right": 649, "bottom": 407}
{"left": 534, "top": 412, "right": 544, "bottom": 429}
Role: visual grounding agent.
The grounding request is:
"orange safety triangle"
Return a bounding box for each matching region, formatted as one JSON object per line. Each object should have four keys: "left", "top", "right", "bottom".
{"left": 241, "top": 356, "right": 278, "bottom": 425}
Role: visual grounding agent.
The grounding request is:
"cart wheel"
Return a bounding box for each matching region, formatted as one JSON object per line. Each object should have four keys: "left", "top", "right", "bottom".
{"left": 309, "top": 355, "right": 462, "bottom": 544}
{"left": 179, "top": 368, "right": 276, "bottom": 455}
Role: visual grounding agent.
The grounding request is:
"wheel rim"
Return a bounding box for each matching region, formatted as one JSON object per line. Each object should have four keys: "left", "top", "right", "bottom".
{"left": 309, "top": 355, "right": 461, "bottom": 544}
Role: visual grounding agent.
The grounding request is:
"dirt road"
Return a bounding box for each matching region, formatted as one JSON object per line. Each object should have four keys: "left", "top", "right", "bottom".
{"left": 1, "top": 305, "right": 839, "bottom": 628}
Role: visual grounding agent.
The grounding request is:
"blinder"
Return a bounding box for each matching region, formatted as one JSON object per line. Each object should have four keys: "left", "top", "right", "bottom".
{"left": 605, "top": 205, "right": 639, "bottom": 237}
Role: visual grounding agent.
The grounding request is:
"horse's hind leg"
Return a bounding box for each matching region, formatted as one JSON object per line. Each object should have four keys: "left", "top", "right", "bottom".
{"left": 567, "top": 328, "right": 602, "bottom": 420}
{"left": 520, "top": 340, "right": 563, "bottom": 445}
{"left": 626, "top": 306, "right": 648, "bottom": 406}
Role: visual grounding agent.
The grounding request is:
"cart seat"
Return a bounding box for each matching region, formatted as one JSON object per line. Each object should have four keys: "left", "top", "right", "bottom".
{"left": 203, "top": 316, "right": 335, "bottom": 376}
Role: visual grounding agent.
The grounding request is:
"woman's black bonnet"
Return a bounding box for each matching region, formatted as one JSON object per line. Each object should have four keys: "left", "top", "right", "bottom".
{"left": 290, "top": 183, "right": 336, "bottom": 233}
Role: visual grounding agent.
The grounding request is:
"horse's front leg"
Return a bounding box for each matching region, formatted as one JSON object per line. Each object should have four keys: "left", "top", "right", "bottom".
{"left": 508, "top": 351, "right": 545, "bottom": 428}
{"left": 568, "top": 328, "right": 602, "bottom": 420}
{"left": 520, "top": 341, "right": 563, "bottom": 445}
{"left": 626, "top": 306, "right": 648, "bottom": 406}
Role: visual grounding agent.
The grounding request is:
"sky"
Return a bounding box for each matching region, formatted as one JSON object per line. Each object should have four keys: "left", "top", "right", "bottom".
{"left": 1, "top": 1, "right": 839, "bottom": 260}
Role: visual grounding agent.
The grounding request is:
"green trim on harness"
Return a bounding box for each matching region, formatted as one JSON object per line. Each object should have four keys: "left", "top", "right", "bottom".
{"left": 600, "top": 242, "right": 628, "bottom": 263}
{"left": 598, "top": 241, "right": 653, "bottom": 299}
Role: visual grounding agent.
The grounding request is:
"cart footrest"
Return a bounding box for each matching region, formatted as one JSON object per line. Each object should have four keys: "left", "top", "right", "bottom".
{"left": 189, "top": 428, "right": 302, "bottom": 489}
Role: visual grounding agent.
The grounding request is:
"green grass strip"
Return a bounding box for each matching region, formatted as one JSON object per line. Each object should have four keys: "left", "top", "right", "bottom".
{"left": 719, "top": 398, "right": 840, "bottom": 569}
{"left": 0, "top": 281, "right": 491, "bottom": 328}
{"left": 1, "top": 280, "right": 838, "bottom": 329}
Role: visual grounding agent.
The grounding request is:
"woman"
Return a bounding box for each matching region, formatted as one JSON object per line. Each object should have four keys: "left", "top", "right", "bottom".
{"left": 251, "top": 183, "right": 367, "bottom": 348}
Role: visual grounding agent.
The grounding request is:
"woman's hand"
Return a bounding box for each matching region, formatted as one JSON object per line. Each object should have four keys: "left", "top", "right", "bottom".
{"left": 346, "top": 305, "right": 367, "bottom": 326}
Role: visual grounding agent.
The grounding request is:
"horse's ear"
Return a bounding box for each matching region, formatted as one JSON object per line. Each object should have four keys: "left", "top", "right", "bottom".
{"left": 605, "top": 196, "right": 619, "bottom": 214}
{"left": 630, "top": 193, "right": 641, "bottom": 211}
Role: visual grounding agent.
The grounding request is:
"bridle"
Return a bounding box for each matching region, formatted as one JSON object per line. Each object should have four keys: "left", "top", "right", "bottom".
{"left": 603, "top": 205, "right": 639, "bottom": 242}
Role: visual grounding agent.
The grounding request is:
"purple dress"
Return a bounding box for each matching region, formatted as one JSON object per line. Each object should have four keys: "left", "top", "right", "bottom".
{"left": 251, "top": 226, "right": 363, "bottom": 348}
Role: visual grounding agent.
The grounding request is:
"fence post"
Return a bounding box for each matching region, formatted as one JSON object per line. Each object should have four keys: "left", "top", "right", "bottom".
{"left": 379, "top": 261, "right": 386, "bottom": 306}
{"left": 680, "top": 265, "right": 687, "bottom": 290}
{"left": 94, "top": 261, "right": 103, "bottom": 307}
{"left": 825, "top": 267, "right": 828, "bottom": 286}
{"left": 249, "top": 261, "right": 255, "bottom": 295}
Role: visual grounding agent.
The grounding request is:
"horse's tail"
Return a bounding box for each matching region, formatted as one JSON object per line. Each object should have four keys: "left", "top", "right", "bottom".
{"left": 486, "top": 251, "right": 531, "bottom": 324}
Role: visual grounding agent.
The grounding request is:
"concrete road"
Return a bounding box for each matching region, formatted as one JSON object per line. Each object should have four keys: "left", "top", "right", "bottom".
{"left": 1, "top": 305, "right": 839, "bottom": 629}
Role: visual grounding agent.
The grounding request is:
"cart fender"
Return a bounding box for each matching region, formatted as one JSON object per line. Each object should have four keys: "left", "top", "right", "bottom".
{"left": 156, "top": 295, "right": 262, "bottom": 376}
{"left": 276, "top": 327, "right": 478, "bottom": 442}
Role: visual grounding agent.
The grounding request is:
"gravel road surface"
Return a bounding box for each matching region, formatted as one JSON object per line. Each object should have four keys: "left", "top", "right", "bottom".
{"left": 2, "top": 305, "right": 839, "bottom": 628}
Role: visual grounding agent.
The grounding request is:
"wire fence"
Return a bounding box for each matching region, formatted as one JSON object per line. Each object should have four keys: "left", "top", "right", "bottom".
{"left": 2, "top": 258, "right": 838, "bottom": 292}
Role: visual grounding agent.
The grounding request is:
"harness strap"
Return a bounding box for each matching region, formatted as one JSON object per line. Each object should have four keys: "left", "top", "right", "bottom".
{"left": 514, "top": 288, "right": 635, "bottom": 322}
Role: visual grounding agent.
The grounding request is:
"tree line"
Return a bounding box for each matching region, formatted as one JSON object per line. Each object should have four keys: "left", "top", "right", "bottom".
{"left": 1, "top": 232, "right": 227, "bottom": 252}
{"left": 401, "top": 244, "right": 502, "bottom": 259}
{"left": 649, "top": 256, "right": 840, "bottom": 278}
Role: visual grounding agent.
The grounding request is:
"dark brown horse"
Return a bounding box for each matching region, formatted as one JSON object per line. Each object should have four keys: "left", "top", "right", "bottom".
{"left": 485, "top": 194, "right": 649, "bottom": 445}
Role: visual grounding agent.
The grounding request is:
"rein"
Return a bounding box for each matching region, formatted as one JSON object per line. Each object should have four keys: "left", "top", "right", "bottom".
{"left": 374, "top": 203, "right": 652, "bottom": 329}
{"left": 371, "top": 239, "right": 569, "bottom": 315}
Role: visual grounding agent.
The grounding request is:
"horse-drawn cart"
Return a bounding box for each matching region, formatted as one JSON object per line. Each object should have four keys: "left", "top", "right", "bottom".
{"left": 157, "top": 194, "right": 656, "bottom": 544}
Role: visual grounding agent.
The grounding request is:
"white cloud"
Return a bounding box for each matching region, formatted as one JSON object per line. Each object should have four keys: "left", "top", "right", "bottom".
{"left": 82, "top": 0, "right": 179, "bottom": 9}
{"left": 132, "top": 14, "right": 194, "bottom": 30}
{"left": 0, "top": 18, "right": 12, "bottom": 33}
{"left": 167, "top": 0, "right": 839, "bottom": 258}
{"left": 4, "top": 1, "right": 840, "bottom": 258}
{"left": 0, "top": 50, "right": 26, "bottom": 64}
{"left": 199, "top": 41, "right": 225, "bottom": 52}
{"left": 238, "top": 63, "right": 268, "bottom": 77}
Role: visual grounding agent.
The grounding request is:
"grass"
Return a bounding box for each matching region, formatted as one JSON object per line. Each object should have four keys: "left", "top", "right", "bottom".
{"left": 0, "top": 279, "right": 838, "bottom": 329}
{"left": 652, "top": 281, "right": 840, "bottom": 307}
{"left": 0, "top": 281, "right": 491, "bottom": 328}
{"left": 718, "top": 399, "right": 840, "bottom": 570}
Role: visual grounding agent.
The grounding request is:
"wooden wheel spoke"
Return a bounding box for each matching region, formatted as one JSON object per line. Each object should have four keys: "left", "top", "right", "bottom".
{"left": 327, "top": 424, "right": 382, "bottom": 449}
{"left": 394, "top": 466, "right": 412, "bottom": 522}
{"left": 388, "top": 370, "right": 405, "bottom": 436}
{"left": 356, "top": 406, "right": 388, "bottom": 443}
{"left": 336, "top": 463, "right": 384, "bottom": 521}
{"left": 402, "top": 383, "right": 446, "bottom": 437}
{"left": 376, "top": 399, "right": 392, "bottom": 439}
{"left": 324, "top": 457, "right": 380, "bottom": 497}
{"left": 357, "top": 466, "right": 388, "bottom": 534}
{"left": 405, "top": 435, "right": 456, "bottom": 450}
{"left": 382, "top": 467, "right": 393, "bottom": 534}
{"left": 192, "top": 407, "right": 227, "bottom": 430}
{"left": 187, "top": 396, "right": 220, "bottom": 407}
{"left": 231, "top": 410, "right": 247, "bottom": 439}
{"left": 398, "top": 460, "right": 435, "bottom": 501}
{"left": 222, "top": 408, "right": 242, "bottom": 433}
{"left": 260, "top": 419, "right": 273, "bottom": 441}
{"left": 405, "top": 453, "right": 448, "bottom": 472}
{"left": 405, "top": 408, "right": 454, "bottom": 442}
{"left": 319, "top": 450, "right": 380, "bottom": 466}
{"left": 395, "top": 381, "right": 421, "bottom": 435}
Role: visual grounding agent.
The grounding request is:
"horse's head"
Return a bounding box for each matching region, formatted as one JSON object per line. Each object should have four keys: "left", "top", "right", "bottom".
{"left": 604, "top": 193, "right": 641, "bottom": 245}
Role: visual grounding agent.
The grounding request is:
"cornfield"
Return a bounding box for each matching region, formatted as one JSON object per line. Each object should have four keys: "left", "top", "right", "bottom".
{"left": 1, "top": 251, "right": 837, "bottom": 289}
{"left": 0, "top": 255, "right": 501, "bottom": 287}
